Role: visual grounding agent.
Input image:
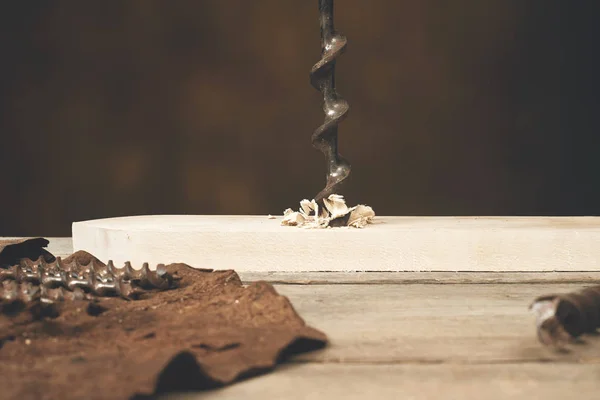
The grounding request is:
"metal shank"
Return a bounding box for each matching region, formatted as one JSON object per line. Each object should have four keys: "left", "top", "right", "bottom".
{"left": 310, "top": 0, "right": 351, "bottom": 205}
{"left": 531, "top": 285, "right": 600, "bottom": 347}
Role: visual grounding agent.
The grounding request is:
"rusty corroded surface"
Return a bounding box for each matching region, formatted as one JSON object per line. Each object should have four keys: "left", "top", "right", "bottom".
{"left": 1, "top": 254, "right": 174, "bottom": 302}
{"left": 0, "top": 263, "right": 327, "bottom": 399}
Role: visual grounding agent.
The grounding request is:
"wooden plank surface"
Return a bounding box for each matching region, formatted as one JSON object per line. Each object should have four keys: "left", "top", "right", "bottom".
{"left": 18, "top": 235, "right": 600, "bottom": 284}
{"left": 71, "top": 216, "right": 600, "bottom": 272}
{"left": 28, "top": 238, "right": 600, "bottom": 283}
{"left": 171, "top": 363, "right": 600, "bottom": 400}
{"left": 165, "top": 283, "right": 600, "bottom": 400}
{"left": 46, "top": 237, "right": 72, "bottom": 258}
{"left": 272, "top": 284, "right": 600, "bottom": 364}
{"left": 240, "top": 271, "right": 600, "bottom": 284}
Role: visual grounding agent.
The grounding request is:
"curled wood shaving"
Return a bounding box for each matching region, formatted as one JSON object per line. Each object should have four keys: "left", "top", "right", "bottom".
{"left": 281, "top": 195, "right": 375, "bottom": 229}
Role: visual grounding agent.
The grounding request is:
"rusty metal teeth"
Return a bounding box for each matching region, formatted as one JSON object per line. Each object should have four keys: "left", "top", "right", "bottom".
{"left": 0, "top": 281, "right": 37, "bottom": 315}
{"left": 310, "top": 0, "right": 351, "bottom": 205}
{"left": 0, "top": 258, "right": 173, "bottom": 301}
{"left": 104, "top": 261, "right": 172, "bottom": 290}
{"left": 1, "top": 281, "right": 39, "bottom": 303}
{"left": 0, "top": 281, "right": 93, "bottom": 316}
{"left": 39, "top": 286, "right": 90, "bottom": 303}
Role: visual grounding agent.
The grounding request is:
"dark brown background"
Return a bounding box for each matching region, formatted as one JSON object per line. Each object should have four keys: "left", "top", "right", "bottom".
{"left": 1, "top": 1, "right": 599, "bottom": 236}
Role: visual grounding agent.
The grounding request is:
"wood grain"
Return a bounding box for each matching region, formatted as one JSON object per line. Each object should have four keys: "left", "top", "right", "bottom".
{"left": 273, "top": 284, "right": 600, "bottom": 364}
{"left": 240, "top": 271, "right": 600, "bottom": 284}
{"left": 11, "top": 238, "right": 600, "bottom": 283}
{"left": 170, "top": 363, "right": 600, "bottom": 400}
{"left": 71, "top": 216, "right": 600, "bottom": 272}
{"left": 168, "top": 283, "right": 600, "bottom": 399}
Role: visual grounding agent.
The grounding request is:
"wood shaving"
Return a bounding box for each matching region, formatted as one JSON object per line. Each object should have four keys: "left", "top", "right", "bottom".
{"left": 348, "top": 204, "right": 376, "bottom": 228}
{"left": 281, "top": 195, "right": 375, "bottom": 229}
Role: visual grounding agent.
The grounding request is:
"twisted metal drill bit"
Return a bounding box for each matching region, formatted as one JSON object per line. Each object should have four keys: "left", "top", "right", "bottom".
{"left": 310, "top": 0, "right": 351, "bottom": 205}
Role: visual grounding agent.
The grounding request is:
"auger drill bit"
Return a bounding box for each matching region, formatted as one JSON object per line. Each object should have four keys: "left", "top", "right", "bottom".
{"left": 310, "top": 0, "right": 351, "bottom": 206}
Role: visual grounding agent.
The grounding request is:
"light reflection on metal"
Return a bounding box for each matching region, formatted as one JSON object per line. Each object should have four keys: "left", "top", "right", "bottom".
{"left": 310, "top": 0, "right": 351, "bottom": 206}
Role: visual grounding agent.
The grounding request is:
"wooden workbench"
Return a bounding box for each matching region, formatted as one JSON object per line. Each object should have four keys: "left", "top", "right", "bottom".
{"left": 25, "top": 239, "right": 600, "bottom": 399}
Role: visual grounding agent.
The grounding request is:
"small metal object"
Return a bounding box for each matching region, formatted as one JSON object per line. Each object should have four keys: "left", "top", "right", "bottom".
{"left": 530, "top": 285, "right": 600, "bottom": 347}
{"left": 0, "top": 257, "right": 175, "bottom": 303}
{"left": 311, "top": 0, "right": 351, "bottom": 205}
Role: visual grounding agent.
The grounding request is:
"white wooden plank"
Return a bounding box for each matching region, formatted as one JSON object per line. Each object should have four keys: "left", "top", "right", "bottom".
{"left": 168, "top": 363, "right": 600, "bottom": 400}
{"left": 6, "top": 238, "right": 600, "bottom": 282}
{"left": 71, "top": 215, "right": 600, "bottom": 272}
{"left": 46, "top": 237, "right": 73, "bottom": 258}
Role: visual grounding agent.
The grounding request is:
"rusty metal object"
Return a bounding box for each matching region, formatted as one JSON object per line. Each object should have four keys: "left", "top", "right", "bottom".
{"left": 0, "top": 280, "right": 89, "bottom": 310}
{"left": 0, "top": 264, "right": 327, "bottom": 399}
{"left": 0, "top": 280, "right": 96, "bottom": 320}
{"left": 0, "top": 256, "right": 175, "bottom": 306}
{"left": 530, "top": 285, "right": 600, "bottom": 347}
{"left": 311, "top": 0, "right": 351, "bottom": 205}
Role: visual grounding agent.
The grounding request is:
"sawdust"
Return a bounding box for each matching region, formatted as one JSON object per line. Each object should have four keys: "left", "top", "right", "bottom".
{"left": 281, "top": 194, "right": 375, "bottom": 228}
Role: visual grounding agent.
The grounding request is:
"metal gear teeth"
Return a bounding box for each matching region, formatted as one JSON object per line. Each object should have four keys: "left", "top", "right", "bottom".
{"left": 0, "top": 280, "right": 92, "bottom": 317}
{"left": 0, "top": 258, "right": 174, "bottom": 301}
{"left": 1, "top": 280, "right": 40, "bottom": 304}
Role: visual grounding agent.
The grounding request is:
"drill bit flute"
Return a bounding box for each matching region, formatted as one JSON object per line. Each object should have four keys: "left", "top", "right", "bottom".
{"left": 281, "top": 0, "right": 375, "bottom": 228}
{"left": 311, "top": 0, "right": 350, "bottom": 206}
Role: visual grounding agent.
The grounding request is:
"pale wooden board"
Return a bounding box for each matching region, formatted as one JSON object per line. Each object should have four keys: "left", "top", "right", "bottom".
{"left": 6, "top": 238, "right": 600, "bottom": 283}
{"left": 272, "top": 284, "right": 600, "bottom": 364}
{"left": 46, "top": 237, "right": 72, "bottom": 258}
{"left": 72, "top": 215, "right": 600, "bottom": 272}
{"left": 168, "top": 363, "right": 600, "bottom": 400}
